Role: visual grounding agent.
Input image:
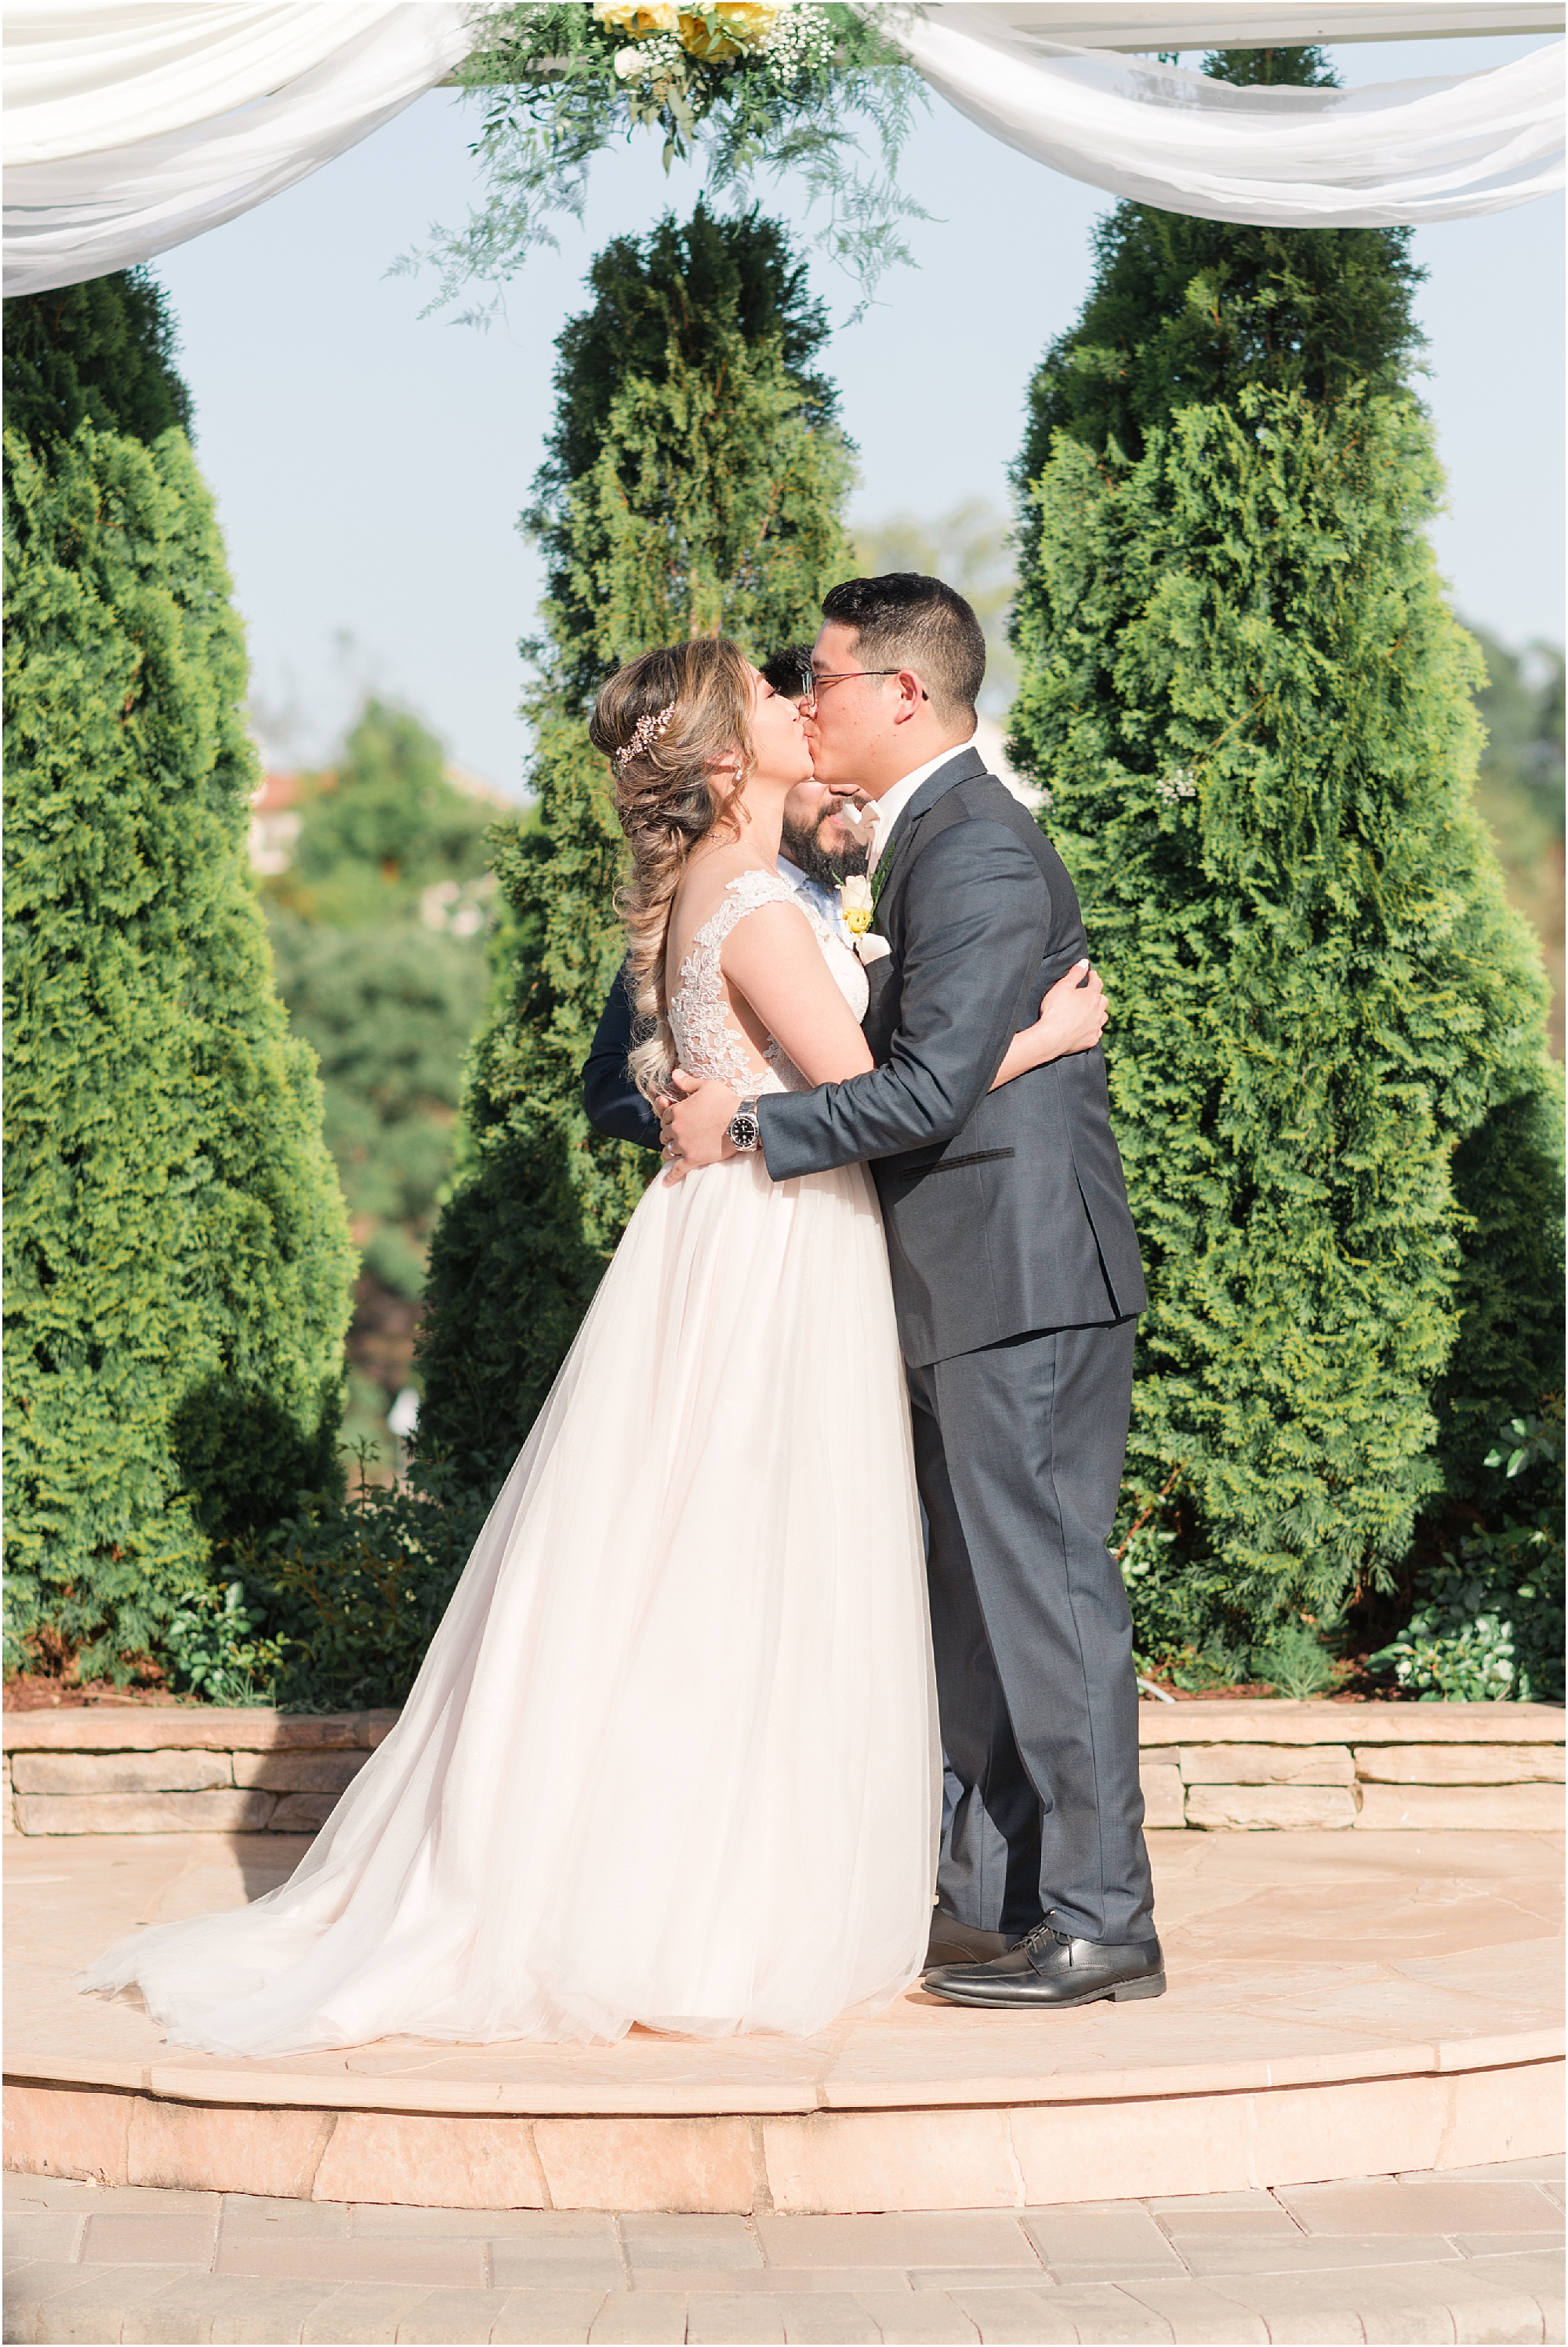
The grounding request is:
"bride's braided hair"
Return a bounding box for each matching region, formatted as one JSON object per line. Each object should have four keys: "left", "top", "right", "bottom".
{"left": 591, "top": 639, "right": 756, "bottom": 1103}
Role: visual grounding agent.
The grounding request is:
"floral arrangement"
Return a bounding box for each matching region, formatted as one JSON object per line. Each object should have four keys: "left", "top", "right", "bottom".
{"left": 593, "top": 4, "right": 840, "bottom": 154}
{"left": 404, "top": 2, "right": 925, "bottom": 322}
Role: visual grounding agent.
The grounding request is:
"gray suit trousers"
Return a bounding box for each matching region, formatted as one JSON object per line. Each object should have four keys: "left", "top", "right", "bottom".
{"left": 908, "top": 1318, "right": 1156, "bottom": 1947}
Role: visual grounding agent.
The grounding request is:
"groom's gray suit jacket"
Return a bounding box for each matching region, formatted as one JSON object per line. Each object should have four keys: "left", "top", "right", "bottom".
{"left": 759, "top": 747, "right": 1146, "bottom": 1367}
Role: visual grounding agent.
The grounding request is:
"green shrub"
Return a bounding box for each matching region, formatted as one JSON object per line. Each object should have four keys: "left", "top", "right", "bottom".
{"left": 4, "top": 272, "right": 354, "bottom": 1679}
{"left": 1008, "top": 61, "right": 1563, "bottom": 1642}
{"left": 236, "top": 1450, "right": 506, "bottom": 1712}
{"left": 3, "top": 271, "right": 192, "bottom": 448}
{"left": 162, "top": 1579, "right": 290, "bottom": 1708}
{"left": 1250, "top": 1619, "right": 1336, "bottom": 1701}
{"left": 1372, "top": 1401, "right": 1565, "bottom": 1702}
{"left": 419, "top": 203, "right": 857, "bottom": 1477}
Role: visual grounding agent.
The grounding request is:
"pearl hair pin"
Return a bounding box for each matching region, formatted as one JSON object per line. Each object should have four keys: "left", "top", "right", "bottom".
{"left": 615, "top": 702, "right": 677, "bottom": 768}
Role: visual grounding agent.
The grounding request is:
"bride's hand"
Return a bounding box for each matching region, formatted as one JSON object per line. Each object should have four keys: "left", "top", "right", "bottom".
{"left": 653, "top": 1083, "right": 686, "bottom": 1185}
{"left": 988, "top": 960, "right": 1107, "bottom": 1091}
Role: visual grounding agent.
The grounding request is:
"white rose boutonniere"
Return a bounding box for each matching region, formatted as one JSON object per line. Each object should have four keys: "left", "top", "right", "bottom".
{"left": 838, "top": 875, "right": 873, "bottom": 936}
{"left": 838, "top": 875, "right": 891, "bottom": 965}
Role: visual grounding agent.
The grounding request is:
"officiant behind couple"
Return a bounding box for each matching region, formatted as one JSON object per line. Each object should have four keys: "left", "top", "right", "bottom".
{"left": 77, "top": 572, "right": 1160, "bottom": 2058}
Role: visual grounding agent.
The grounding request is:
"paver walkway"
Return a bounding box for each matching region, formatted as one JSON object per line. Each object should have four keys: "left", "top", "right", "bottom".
{"left": 4, "top": 2160, "right": 1563, "bottom": 2344}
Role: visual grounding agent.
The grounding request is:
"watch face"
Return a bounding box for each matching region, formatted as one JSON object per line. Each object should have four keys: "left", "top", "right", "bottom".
{"left": 729, "top": 1112, "right": 760, "bottom": 1151}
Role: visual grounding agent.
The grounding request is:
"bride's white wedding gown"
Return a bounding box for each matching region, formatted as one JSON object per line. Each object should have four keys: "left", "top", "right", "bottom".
{"left": 78, "top": 871, "right": 939, "bottom": 2053}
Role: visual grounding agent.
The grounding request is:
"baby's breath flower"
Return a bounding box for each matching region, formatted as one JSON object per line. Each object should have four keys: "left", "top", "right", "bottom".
{"left": 616, "top": 31, "right": 684, "bottom": 85}
{"left": 756, "top": 2, "right": 837, "bottom": 81}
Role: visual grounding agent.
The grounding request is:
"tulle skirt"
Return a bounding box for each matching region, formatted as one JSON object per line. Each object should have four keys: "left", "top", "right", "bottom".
{"left": 78, "top": 1152, "right": 939, "bottom": 2052}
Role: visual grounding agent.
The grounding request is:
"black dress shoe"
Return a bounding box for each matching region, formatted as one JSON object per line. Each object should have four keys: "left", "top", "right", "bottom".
{"left": 924, "top": 1914, "right": 1165, "bottom": 2009}
{"left": 922, "top": 1911, "right": 1013, "bottom": 1972}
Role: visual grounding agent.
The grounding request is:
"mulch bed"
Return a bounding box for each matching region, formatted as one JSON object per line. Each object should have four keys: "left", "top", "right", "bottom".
{"left": 2, "top": 1673, "right": 200, "bottom": 1713}
{"left": 1138, "top": 1662, "right": 1406, "bottom": 1703}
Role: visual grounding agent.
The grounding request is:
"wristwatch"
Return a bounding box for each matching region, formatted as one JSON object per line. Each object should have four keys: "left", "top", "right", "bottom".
{"left": 727, "top": 1095, "right": 761, "bottom": 1153}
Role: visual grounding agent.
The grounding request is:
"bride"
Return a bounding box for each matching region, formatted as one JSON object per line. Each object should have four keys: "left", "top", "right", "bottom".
{"left": 78, "top": 638, "right": 1107, "bottom": 2055}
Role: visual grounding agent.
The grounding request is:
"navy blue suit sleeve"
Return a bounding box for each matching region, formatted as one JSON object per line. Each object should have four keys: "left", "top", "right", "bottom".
{"left": 759, "top": 820, "right": 1048, "bottom": 1179}
{"left": 583, "top": 962, "right": 661, "bottom": 1151}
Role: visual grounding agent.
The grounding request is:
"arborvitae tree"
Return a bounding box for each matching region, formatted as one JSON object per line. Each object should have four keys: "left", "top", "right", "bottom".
{"left": 4, "top": 272, "right": 354, "bottom": 1677}
{"left": 419, "top": 205, "right": 855, "bottom": 1477}
{"left": 1007, "top": 49, "right": 1563, "bottom": 1648}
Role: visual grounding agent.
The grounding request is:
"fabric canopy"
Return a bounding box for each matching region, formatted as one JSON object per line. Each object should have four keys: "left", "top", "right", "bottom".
{"left": 3, "top": 3, "right": 473, "bottom": 296}
{"left": 3, "top": 2, "right": 1563, "bottom": 298}
{"left": 893, "top": 5, "right": 1565, "bottom": 226}
{"left": 963, "top": 5, "right": 1566, "bottom": 48}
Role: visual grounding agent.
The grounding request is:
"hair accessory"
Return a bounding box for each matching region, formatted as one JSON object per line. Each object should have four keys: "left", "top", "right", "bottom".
{"left": 615, "top": 701, "right": 677, "bottom": 769}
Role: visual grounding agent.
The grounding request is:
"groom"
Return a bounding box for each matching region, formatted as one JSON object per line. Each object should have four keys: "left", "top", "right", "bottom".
{"left": 662, "top": 574, "right": 1162, "bottom": 2010}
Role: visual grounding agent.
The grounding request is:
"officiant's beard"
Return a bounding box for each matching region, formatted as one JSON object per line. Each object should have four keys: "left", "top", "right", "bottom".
{"left": 781, "top": 811, "right": 868, "bottom": 892}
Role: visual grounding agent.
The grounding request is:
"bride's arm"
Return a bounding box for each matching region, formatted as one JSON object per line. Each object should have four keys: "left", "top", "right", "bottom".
{"left": 988, "top": 961, "right": 1107, "bottom": 1089}
{"left": 721, "top": 901, "right": 874, "bottom": 1085}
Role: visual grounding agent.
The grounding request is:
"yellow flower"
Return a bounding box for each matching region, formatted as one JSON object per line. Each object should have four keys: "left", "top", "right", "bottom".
{"left": 594, "top": 2, "right": 679, "bottom": 34}
{"left": 838, "top": 875, "right": 874, "bottom": 936}
{"left": 677, "top": 3, "right": 781, "bottom": 60}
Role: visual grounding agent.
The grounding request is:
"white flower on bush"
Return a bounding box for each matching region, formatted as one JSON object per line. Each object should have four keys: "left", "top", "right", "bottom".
{"left": 1156, "top": 767, "right": 1197, "bottom": 803}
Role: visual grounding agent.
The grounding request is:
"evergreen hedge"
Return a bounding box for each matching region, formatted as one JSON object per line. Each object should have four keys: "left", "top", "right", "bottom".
{"left": 4, "top": 274, "right": 354, "bottom": 1678}
{"left": 419, "top": 205, "right": 855, "bottom": 1475}
{"left": 1007, "top": 55, "right": 1563, "bottom": 1658}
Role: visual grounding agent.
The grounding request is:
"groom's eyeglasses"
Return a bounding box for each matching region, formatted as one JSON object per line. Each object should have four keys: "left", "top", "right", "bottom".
{"left": 796, "top": 667, "right": 928, "bottom": 712}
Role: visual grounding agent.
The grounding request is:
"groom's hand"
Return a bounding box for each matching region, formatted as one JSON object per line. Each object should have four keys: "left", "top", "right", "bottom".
{"left": 659, "top": 1070, "right": 739, "bottom": 1181}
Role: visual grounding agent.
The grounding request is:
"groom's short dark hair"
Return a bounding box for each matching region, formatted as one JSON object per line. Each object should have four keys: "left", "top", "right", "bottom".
{"left": 821, "top": 575, "right": 985, "bottom": 726}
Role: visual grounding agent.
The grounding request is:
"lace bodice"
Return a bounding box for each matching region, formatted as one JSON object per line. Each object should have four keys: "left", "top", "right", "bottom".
{"left": 669, "top": 869, "right": 867, "bottom": 1095}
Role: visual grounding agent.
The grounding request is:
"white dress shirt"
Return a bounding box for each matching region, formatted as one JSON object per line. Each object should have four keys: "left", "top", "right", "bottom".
{"left": 865, "top": 739, "right": 978, "bottom": 876}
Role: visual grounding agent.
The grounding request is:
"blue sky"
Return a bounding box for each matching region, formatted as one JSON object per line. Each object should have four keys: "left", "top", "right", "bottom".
{"left": 154, "top": 31, "right": 1564, "bottom": 794}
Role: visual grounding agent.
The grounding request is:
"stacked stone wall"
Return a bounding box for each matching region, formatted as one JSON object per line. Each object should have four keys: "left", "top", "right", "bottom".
{"left": 2, "top": 1701, "right": 1560, "bottom": 1835}
{"left": 2, "top": 1711, "right": 396, "bottom": 1836}
{"left": 1134, "top": 1702, "right": 1563, "bottom": 1830}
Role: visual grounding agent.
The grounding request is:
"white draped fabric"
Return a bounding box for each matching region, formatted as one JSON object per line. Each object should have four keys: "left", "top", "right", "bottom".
{"left": 3, "top": 4, "right": 474, "bottom": 296}
{"left": 2, "top": 3, "right": 1563, "bottom": 296}
{"left": 891, "top": 6, "right": 1565, "bottom": 227}
{"left": 944, "top": 5, "right": 1566, "bottom": 49}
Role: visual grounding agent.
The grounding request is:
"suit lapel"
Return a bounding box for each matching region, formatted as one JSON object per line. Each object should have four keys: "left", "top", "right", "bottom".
{"left": 870, "top": 747, "right": 986, "bottom": 928}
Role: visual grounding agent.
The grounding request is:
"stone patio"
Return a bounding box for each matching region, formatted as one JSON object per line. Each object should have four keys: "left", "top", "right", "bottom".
{"left": 5, "top": 1826, "right": 1562, "bottom": 2218}
{"left": 3, "top": 2160, "right": 1563, "bottom": 2342}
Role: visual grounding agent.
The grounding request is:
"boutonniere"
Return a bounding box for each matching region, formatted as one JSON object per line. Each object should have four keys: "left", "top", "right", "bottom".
{"left": 838, "top": 874, "right": 891, "bottom": 966}
{"left": 838, "top": 875, "right": 873, "bottom": 936}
